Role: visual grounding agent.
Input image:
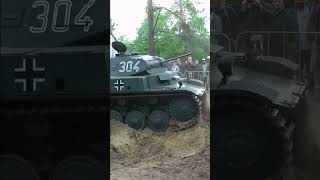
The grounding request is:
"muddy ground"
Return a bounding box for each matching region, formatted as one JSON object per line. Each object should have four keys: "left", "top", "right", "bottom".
{"left": 110, "top": 90, "right": 320, "bottom": 180}
{"left": 110, "top": 94, "right": 210, "bottom": 180}
{"left": 285, "top": 90, "right": 320, "bottom": 180}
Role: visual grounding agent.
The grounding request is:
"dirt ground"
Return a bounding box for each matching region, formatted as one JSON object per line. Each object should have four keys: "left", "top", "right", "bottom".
{"left": 110, "top": 95, "right": 210, "bottom": 180}
{"left": 110, "top": 89, "right": 320, "bottom": 180}
{"left": 285, "top": 90, "right": 320, "bottom": 180}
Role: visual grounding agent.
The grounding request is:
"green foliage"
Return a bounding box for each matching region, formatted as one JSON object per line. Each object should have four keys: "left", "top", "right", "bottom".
{"left": 123, "top": 0, "right": 209, "bottom": 61}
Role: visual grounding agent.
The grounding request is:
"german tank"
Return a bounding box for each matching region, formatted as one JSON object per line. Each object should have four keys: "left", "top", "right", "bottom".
{"left": 0, "top": 0, "right": 107, "bottom": 179}
{"left": 212, "top": 36, "right": 307, "bottom": 180}
{"left": 110, "top": 41, "right": 206, "bottom": 132}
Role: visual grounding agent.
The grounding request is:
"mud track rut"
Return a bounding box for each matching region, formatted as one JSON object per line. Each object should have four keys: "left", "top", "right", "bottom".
{"left": 268, "top": 90, "right": 320, "bottom": 180}
{"left": 110, "top": 106, "right": 210, "bottom": 180}
{"left": 110, "top": 90, "right": 320, "bottom": 180}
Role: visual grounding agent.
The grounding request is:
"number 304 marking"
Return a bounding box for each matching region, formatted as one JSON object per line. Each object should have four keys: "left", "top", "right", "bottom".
{"left": 29, "top": 0, "right": 95, "bottom": 33}
{"left": 29, "top": 0, "right": 49, "bottom": 33}
{"left": 119, "top": 61, "right": 140, "bottom": 73}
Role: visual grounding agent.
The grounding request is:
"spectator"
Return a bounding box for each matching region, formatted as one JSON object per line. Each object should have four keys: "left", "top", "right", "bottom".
{"left": 237, "top": 0, "right": 273, "bottom": 53}
{"left": 267, "top": 0, "right": 299, "bottom": 60}
{"left": 212, "top": 11, "right": 223, "bottom": 33}
{"left": 185, "top": 56, "right": 195, "bottom": 79}
{"left": 307, "top": 0, "right": 320, "bottom": 33}
{"left": 295, "top": 0, "right": 312, "bottom": 81}
{"left": 170, "top": 61, "right": 180, "bottom": 73}
{"left": 194, "top": 60, "right": 200, "bottom": 67}
{"left": 212, "top": 0, "right": 239, "bottom": 39}
{"left": 200, "top": 59, "right": 209, "bottom": 89}
{"left": 239, "top": 0, "right": 273, "bottom": 31}
{"left": 306, "top": 0, "right": 320, "bottom": 86}
{"left": 193, "top": 60, "right": 201, "bottom": 79}
{"left": 176, "top": 58, "right": 184, "bottom": 73}
{"left": 207, "top": 56, "right": 211, "bottom": 70}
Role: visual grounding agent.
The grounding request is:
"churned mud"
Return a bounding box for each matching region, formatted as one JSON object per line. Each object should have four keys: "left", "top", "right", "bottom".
{"left": 288, "top": 90, "right": 320, "bottom": 180}
{"left": 267, "top": 90, "right": 320, "bottom": 180}
{"left": 110, "top": 103, "right": 210, "bottom": 180}
{"left": 110, "top": 89, "right": 320, "bottom": 180}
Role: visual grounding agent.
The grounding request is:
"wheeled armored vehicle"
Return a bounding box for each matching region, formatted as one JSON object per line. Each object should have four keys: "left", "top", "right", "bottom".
{"left": 0, "top": 0, "right": 108, "bottom": 179}
{"left": 212, "top": 36, "right": 306, "bottom": 180}
{"left": 110, "top": 41, "right": 206, "bottom": 131}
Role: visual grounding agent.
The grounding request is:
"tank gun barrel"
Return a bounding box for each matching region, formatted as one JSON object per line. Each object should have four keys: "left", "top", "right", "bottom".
{"left": 164, "top": 53, "right": 192, "bottom": 63}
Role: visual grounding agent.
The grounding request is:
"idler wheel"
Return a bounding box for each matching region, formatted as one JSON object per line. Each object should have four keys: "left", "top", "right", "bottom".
{"left": 110, "top": 109, "right": 123, "bottom": 122}
{"left": 125, "top": 110, "right": 146, "bottom": 130}
{"left": 0, "top": 155, "right": 39, "bottom": 180}
{"left": 148, "top": 110, "right": 169, "bottom": 131}
{"left": 169, "top": 96, "right": 198, "bottom": 122}
{"left": 50, "top": 156, "right": 106, "bottom": 180}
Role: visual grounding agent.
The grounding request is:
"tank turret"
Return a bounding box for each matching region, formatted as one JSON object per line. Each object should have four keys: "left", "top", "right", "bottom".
{"left": 111, "top": 41, "right": 191, "bottom": 76}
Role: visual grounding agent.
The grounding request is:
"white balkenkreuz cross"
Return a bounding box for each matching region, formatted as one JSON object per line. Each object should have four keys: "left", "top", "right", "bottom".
{"left": 14, "top": 58, "right": 46, "bottom": 92}
{"left": 114, "top": 80, "right": 124, "bottom": 91}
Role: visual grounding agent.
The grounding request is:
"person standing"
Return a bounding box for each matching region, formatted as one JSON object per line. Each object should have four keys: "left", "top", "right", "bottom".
{"left": 239, "top": 0, "right": 273, "bottom": 31}
{"left": 237, "top": 0, "right": 273, "bottom": 53}
{"left": 193, "top": 60, "right": 201, "bottom": 79}
{"left": 306, "top": 0, "right": 320, "bottom": 87}
{"left": 212, "top": 11, "right": 223, "bottom": 34}
{"left": 200, "top": 59, "right": 209, "bottom": 89}
{"left": 170, "top": 61, "right": 180, "bottom": 73}
{"left": 212, "top": 0, "right": 239, "bottom": 38}
{"left": 268, "top": 0, "right": 299, "bottom": 60}
{"left": 295, "top": 0, "right": 312, "bottom": 81}
{"left": 176, "top": 58, "right": 183, "bottom": 74}
{"left": 185, "top": 56, "right": 195, "bottom": 79}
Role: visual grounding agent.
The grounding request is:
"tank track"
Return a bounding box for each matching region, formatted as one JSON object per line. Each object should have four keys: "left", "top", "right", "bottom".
{"left": 110, "top": 91, "right": 205, "bottom": 132}
{"left": 213, "top": 98, "right": 295, "bottom": 180}
{"left": 0, "top": 101, "right": 108, "bottom": 179}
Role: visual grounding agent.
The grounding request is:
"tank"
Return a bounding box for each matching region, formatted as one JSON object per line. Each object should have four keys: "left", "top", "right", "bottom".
{"left": 110, "top": 41, "right": 206, "bottom": 131}
{"left": 0, "top": 0, "right": 108, "bottom": 179}
{"left": 212, "top": 36, "right": 307, "bottom": 180}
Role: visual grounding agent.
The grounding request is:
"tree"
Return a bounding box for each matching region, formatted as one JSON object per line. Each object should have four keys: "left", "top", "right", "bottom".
{"left": 110, "top": 18, "right": 117, "bottom": 40}
{"left": 147, "top": 0, "right": 156, "bottom": 55}
{"left": 129, "top": 0, "right": 209, "bottom": 60}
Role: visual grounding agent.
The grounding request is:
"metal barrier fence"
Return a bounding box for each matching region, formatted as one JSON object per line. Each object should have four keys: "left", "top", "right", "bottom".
{"left": 183, "top": 71, "right": 210, "bottom": 89}
{"left": 235, "top": 31, "right": 320, "bottom": 85}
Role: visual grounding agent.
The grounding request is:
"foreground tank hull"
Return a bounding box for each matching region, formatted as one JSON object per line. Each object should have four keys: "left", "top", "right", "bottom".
{"left": 0, "top": 47, "right": 108, "bottom": 180}
{"left": 212, "top": 54, "right": 307, "bottom": 179}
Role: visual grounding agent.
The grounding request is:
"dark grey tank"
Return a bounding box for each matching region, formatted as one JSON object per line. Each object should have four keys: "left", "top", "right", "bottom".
{"left": 110, "top": 41, "right": 206, "bottom": 131}
{"left": 212, "top": 36, "right": 306, "bottom": 180}
{"left": 0, "top": 0, "right": 108, "bottom": 179}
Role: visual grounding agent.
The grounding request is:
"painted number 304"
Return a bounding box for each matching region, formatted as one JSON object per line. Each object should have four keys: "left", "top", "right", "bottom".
{"left": 119, "top": 61, "right": 140, "bottom": 73}
{"left": 29, "top": 0, "right": 95, "bottom": 33}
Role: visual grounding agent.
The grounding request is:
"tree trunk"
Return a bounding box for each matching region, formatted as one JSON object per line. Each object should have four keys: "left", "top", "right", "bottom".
{"left": 178, "top": 0, "right": 194, "bottom": 53}
{"left": 147, "top": 0, "right": 155, "bottom": 55}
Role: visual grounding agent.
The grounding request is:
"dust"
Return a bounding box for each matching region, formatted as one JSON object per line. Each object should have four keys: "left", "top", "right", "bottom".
{"left": 110, "top": 111, "right": 210, "bottom": 180}
{"left": 268, "top": 90, "right": 320, "bottom": 180}
{"left": 290, "top": 90, "right": 320, "bottom": 180}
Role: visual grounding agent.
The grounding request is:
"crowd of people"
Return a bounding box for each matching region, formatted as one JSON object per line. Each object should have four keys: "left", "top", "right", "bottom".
{"left": 212, "top": 0, "right": 320, "bottom": 84}
{"left": 168, "top": 55, "right": 210, "bottom": 89}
